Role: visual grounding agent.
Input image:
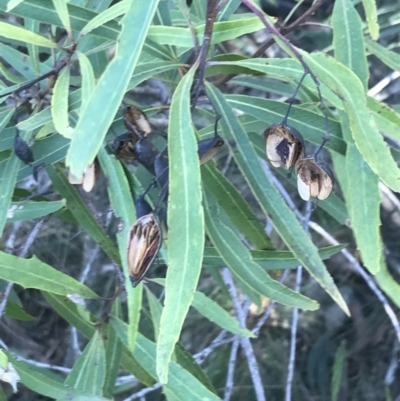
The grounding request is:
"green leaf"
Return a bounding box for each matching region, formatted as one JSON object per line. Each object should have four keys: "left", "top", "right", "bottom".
{"left": 203, "top": 189, "right": 318, "bottom": 310}
{"left": 157, "top": 62, "right": 204, "bottom": 384}
{"left": 43, "top": 292, "right": 156, "bottom": 387}
{"left": 201, "top": 161, "right": 273, "bottom": 250}
{"left": 192, "top": 291, "right": 254, "bottom": 337}
{"left": 375, "top": 259, "right": 400, "bottom": 309}
{"left": 78, "top": 52, "right": 96, "bottom": 112}
{"left": 332, "top": 0, "right": 369, "bottom": 89}
{"left": 51, "top": 67, "right": 74, "bottom": 138}
{"left": 25, "top": 18, "right": 41, "bottom": 76}
{"left": 0, "top": 21, "right": 57, "bottom": 48}
{"left": 7, "top": 199, "right": 66, "bottom": 222}
{"left": 66, "top": 0, "right": 160, "bottom": 178}
{"left": 226, "top": 94, "right": 346, "bottom": 155}
{"left": 103, "top": 301, "right": 122, "bottom": 399}
{"left": 111, "top": 318, "right": 222, "bottom": 401}
{"left": 331, "top": 342, "right": 346, "bottom": 401}
{"left": 145, "top": 287, "right": 163, "bottom": 340}
{"left": 368, "top": 96, "right": 400, "bottom": 142}
{"left": 46, "top": 164, "right": 121, "bottom": 264}
{"left": 5, "top": 301, "right": 36, "bottom": 321}
{"left": 63, "top": 330, "right": 106, "bottom": 396}
{"left": 211, "top": 58, "right": 343, "bottom": 110}
{"left": 6, "top": 0, "right": 24, "bottom": 12}
{"left": 97, "top": 148, "right": 141, "bottom": 351}
{"left": 6, "top": 353, "right": 109, "bottom": 401}
{"left": 361, "top": 0, "right": 379, "bottom": 40}
{"left": 0, "top": 130, "right": 31, "bottom": 236}
{"left": 52, "top": 0, "right": 71, "bottom": 34}
{"left": 80, "top": 0, "right": 129, "bottom": 36}
{"left": 345, "top": 142, "right": 381, "bottom": 274}
{"left": 205, "top": 82, "right": 349, "bottom": 315}
{"left": 0, "top": 251, "right": 98, "bottom": 298}
{"left": 202, "top": 244, "right": 346, "bottom": 270}
{"left": 365, "top": 37, "right": 400, "bottom": 72}
{"left": 302, "top": 52, "right": 400, "bottom": 193}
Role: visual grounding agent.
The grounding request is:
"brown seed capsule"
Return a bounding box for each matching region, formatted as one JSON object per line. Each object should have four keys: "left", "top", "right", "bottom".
{"left": 68, "top": 162, "right": 97, "bottom": 193}
{"left": 124, "top": 106, "right": 152, "bottom": 138}
{"left": 264, "top": 123, "right": 305, "bottom": 169}
{"left": 127, "top": 214, "right": 162, "bottom": 287}
{"left": 295, "top": 157, "right": 334, "bottom": 201}
{"left": 198, "top": 136, "right": 225, "bottom": 165}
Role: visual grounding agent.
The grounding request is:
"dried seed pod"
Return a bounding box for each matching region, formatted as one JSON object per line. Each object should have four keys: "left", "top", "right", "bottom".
{"left": 264, "top": 123, "right": 304, "bottom": 169}
{"left": 295, "top": 157, "right": 334, "bottom": 201}
{"left": 68, "top": 162, "right": 98, "bottom": 193}
{"left": 14, "top": 134, "right": 34, "bottom": 165}
{"left": 198, "top": 135, "right": 224, "bottom": 165}
{"left": 127, "top": 214, "right": 162, "bottom": 287}
{"left": 124, "top": 106, "right": 152, "bottom": 138}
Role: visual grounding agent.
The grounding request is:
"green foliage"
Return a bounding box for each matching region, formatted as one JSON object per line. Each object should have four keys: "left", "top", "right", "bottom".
{"left": 0, "top": 0, "right": 399, "bottom": 400}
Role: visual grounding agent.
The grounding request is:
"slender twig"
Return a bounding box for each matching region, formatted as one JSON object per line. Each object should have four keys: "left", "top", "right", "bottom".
{"left": 214, "top": 0, "right": 330, "bottom": 86}
{"left": 123, "top": 383, "right": 162, "bottom": 401}
{"left": 0, "top": 219, "right": 45, "bottom": 317}
{"left": 223, "top": 337, "right": 240, "bottom": 401}
{"left": 240, "top": 0, "right": 330, "bottom": 145}
{"left": 11, "top": 355, "right": 71, "bottom": 374}
{"left": 191, "top": 0, "right": 219, "bottom": 110}
{"left": 222, "top": 268, "right": 266, "bottom": 401}
{"left": 285, "top": 202, "right": 312, "bottom": 401}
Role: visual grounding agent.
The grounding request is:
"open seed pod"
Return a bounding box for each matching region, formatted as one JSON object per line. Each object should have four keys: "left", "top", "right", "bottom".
{"left": 295, "top": 157, "right": 334, "bottom": 201}
{"left": 68, "top": 162, "right": 98, "bottom": 193}
{"left": 198, "top": 135, "right": 225, "bottom": 165}
{"left": 127, "top": 213, "right": 162, "bottom": 287}
{"left": 264, "top": 123, "right": 305, "bottom": 169}
{"left": 124, "top": 106, "right": 152, "bottom": 138}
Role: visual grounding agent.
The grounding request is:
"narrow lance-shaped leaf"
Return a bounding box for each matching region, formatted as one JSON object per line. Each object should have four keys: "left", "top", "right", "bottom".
{"left": 62, "top": 330, "right": 106, "bottom": 396}
{"left": 52, "top": 0, "right": 71, "bottom": 34}
{"left": 66, "top": 0, "right": 160, "bottom": 179}
{"left": 51, "top": 66, "right": 74, "bottom": 138}
{"left": 112, "top": 318, "right": 221, "bottom": 401}
{"left": 332, "top": 6, "right": 382, "bottom": 275}
{"left": 365, "top": 38, "right": 400, "bottom": 73}
{"left": 157, "top": 61, "right": 204, "bottom": 384}
{"left": 7, "top": 199, "right": 66, "bottom": 222}
{"left": 98, "top": 147, "right": 141, "bottom": 351}
{"left": 205, "top": 82, "right": 349, "bottom": 315}
{"left": 0, "top": 130, "right": 32, "bottom": 236}
{"left": 201, "top": 162, "right": 273, "bottom": 250}
{"left": 332, "top": 0, "right": 369, "bottom": 89}
{"left": 361, "top": 0, "right": 379, "bottom": 40}
{"left": 302, "top": 52, "right": 400, "bottom": 193}
{"left": 0, "top": 21, "right": 57, "bottom": 48}
{"left": 46, "top": 164, "right": 121, "bottom": 265}
{"left": 78, "top": 52, "right": 96, "bottom": 112}
{"left": 0, "top": 251, "right": 98, "bottom": 298}
{"left": 79, "top": 0, "right": 129, "bottom": 36}
{"left": 6, "top": 353, "right": 109, "bottom": 401}
{"left": 203, "top": 189, "right": 319, "bottom": 311}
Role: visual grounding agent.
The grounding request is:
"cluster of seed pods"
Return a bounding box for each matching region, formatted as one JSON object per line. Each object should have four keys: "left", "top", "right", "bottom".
{"left": 264, "top": 123, "right": 334, "bottom": 201}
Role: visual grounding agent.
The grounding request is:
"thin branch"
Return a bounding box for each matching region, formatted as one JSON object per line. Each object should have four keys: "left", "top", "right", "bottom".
{"left": 222, "top": 268, "right": 266, "bottom": 401}
{"left": 123, "top": 383, "right": 162, "bottom": 401}
{"left": 223, "top": 337, "right": 240, "bottom": 401}
{"left": 191, "top": 0, "right": 219, "bottom": 110}
{"left": 240, "top": 0, "right": 330, "bottom": 144}
{"left": 214, "top": 0, "right": 330, "bottom": 86}
{"left": 285, "top": 202, "right": 311, "bottom": 401}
